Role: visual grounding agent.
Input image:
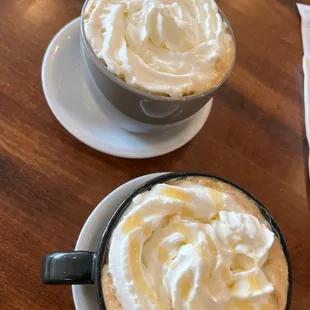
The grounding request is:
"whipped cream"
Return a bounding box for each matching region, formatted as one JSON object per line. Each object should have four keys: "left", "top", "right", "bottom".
{"left": 108, "top": 181, "right": 277, "bottom": 310}
{"left": 83, "top": 0, "right": 234, "bottom": 97}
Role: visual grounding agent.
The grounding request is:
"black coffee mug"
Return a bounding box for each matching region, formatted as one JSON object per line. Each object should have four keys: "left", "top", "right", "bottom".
{"left": 41, "top": 172, "right": 293, "bottom": 309}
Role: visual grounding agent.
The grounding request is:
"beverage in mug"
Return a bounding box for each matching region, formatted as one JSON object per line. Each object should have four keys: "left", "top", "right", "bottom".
{"left": 102, "top": 176, "right": 289, "bottom": 310}
{"left": 83, "top": 0, "right": 235, "bottom": 98}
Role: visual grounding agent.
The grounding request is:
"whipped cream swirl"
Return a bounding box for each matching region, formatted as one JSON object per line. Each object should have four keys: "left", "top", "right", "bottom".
{"left": 108, "top": 182, "right": 276, "bottom": 310}
{"left": 83, "top": 0, "right": 234, "bottom": 97}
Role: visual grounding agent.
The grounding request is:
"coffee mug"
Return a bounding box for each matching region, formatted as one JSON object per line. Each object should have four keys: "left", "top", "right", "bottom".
{"left": 41, "top": 172, "right": 292, "bottom": 310}
{"left": 79, "top": 0, "right": 236, "bottom": 131}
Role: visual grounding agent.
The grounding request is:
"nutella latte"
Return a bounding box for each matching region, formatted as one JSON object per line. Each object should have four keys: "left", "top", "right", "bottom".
{"left": 83, "top": 0, "right": 234, "bottom": 97}
{"left": 102, "top": 177, "right": 289, "bottom": 310}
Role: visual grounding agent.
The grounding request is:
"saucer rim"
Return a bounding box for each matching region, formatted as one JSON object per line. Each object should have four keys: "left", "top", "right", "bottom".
{"left": 41, "top": 17, "right": 212, "bottom": 159}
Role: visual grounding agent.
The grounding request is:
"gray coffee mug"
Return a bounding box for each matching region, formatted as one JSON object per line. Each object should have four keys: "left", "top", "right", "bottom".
{"left": 79, "top": 1, "right": 236, "bottom": 131}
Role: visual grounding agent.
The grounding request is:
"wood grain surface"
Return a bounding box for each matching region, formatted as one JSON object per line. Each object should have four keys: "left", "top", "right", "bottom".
{"left": 1, "top": 0, "right": 310, "bottom": 309}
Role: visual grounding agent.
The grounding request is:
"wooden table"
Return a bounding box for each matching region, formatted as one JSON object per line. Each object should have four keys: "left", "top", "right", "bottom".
{"left": 1, "top": 0, "right": 309, "bottom": 309}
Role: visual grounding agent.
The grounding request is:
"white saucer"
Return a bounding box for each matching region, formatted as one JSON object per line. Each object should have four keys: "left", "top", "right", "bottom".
{"left": 42, "top": 18, "right": 213, "bottom": 158}
{"left": 72, "top": 173, "right": 166, "bottom": 310}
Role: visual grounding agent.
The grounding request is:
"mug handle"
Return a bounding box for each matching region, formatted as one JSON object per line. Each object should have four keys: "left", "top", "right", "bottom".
{"left": 41, "top": 251, "right": 96, "bottom": 284}
{"left": 139, "top": 99, "right": 181, "bottom": 119}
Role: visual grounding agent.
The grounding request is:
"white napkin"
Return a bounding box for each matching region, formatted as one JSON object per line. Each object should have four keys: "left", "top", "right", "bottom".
{"left": 297, "top": 3, "right": 310, "bottom": 177}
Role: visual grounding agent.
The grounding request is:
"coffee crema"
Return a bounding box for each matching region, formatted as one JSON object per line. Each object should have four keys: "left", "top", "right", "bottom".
{"left": 83, "top": 0, "right": 234, "bottom": 97}
{"left": 102, "top": 177, "right": 288, "bottom": 310}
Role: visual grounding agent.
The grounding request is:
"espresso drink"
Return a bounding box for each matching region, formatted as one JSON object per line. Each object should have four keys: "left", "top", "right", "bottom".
{"left": 102, "top": 177, "right": 289, "bottom": 310}
{"left": 83, "top": 0, "right": 234, "bottom": 97}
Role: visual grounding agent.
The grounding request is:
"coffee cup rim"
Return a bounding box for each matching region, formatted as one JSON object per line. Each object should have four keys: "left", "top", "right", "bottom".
{"left": 80, "top": 0, "right": 236, "bottom": 103}
{"left": 95, "top": 172, "right": 293, "bottom": 310}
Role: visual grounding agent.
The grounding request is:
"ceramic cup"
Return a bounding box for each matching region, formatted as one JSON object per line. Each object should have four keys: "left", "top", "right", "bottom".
{"left": 41, "top": 172, "right": 292, "bottom": 310}
{"left": 79, "top": 1, "right": 236, "bottom": 131}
